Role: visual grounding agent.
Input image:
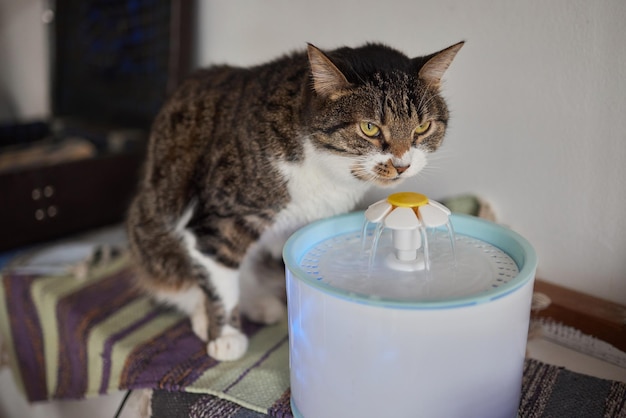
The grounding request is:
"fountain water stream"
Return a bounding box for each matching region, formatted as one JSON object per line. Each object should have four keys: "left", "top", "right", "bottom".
{"left": 363, "top": 192, "right": 455, "bottom": 272}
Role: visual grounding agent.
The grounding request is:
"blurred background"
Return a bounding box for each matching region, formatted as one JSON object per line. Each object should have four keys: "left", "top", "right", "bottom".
{"left": 0, "top": 0, "right": 624, "bottom": 305}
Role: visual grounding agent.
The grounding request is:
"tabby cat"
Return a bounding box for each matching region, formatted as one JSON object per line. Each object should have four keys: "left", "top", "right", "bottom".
{"left": 126, "top": 41, "right": 464, "bottom": 361}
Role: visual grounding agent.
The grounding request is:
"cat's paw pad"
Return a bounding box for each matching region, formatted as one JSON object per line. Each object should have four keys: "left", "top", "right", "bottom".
{"left": 243, "top": 295, "right": 286, "bottom": 325}
{"left": 207, "top": 331, "right": 248, "bottom": 361}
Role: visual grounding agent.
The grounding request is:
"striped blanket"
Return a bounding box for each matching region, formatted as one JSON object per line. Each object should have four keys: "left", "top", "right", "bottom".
{"left": 2, "top": 252, "right": 625, "bottom": 417}
{"left": 148, "top": 358, "right": 626, "bottom": 418}
{"left": 0, "top": 255, "right": 290, "bottom": 416}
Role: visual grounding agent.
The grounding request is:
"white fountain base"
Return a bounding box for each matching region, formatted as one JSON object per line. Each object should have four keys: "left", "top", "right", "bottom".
{"left": 283, "top": 212, "right": 537, "bottom": 418}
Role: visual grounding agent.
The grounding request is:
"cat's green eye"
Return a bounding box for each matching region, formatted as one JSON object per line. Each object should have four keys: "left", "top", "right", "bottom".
{"left": 359, "top": 122, "right": 381, "bottom": 138}
{"left": 415, "top": 121, "right": 431, "bottom": 135}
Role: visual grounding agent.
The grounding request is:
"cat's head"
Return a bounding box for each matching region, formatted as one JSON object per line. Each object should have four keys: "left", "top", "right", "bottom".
{"left": 305, "top": 41, "right": 463, "bottom": 187}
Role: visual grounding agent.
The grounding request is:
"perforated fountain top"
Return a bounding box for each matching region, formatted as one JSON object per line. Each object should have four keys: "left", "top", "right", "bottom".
{"left": 284, "top": 195, "right": 537, "bottom": 309}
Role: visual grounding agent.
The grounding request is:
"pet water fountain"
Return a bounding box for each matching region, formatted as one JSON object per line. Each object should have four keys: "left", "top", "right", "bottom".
{"left": 283, "top": 192, "right": 537, "bottom": 418}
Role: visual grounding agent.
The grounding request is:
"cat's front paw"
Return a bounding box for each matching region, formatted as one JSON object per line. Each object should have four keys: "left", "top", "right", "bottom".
{"left": 207, "top": 330, "right": 248, "bottom": 361}
{"left": 242, "top": 294, "right": 286, "bottom": 325}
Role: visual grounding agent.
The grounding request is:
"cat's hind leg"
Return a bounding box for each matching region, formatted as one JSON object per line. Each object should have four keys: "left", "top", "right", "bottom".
{"left": 240, "top": 246, "right": 287, "bottom": 325}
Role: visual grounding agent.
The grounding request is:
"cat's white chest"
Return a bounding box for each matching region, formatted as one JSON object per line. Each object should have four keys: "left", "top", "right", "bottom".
{"left": 258, "top": 141, "right": 370, "bottom": 257}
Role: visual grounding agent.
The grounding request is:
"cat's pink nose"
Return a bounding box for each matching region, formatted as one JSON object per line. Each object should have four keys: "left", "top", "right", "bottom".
{"left": 395, "top": 164, "right": 410, "bottom": 174}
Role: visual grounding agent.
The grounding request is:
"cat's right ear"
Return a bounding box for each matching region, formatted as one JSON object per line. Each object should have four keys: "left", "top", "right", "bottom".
{"left": 417, "top": 41, "right": 465, "bottom": 88}
{"left": 307, "top": 44, "right": 351, "bottom": 99}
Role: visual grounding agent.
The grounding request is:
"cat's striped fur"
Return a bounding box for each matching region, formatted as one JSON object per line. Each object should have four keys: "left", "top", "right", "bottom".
{"left": 126, "top": 42, "right": 463, "bottom": 360}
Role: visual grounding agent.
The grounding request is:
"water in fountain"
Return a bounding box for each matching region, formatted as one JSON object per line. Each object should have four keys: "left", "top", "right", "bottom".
{"left": 310, "top": 224, "right": 517, "bottom": 303}
{"left": 444, "top": 220, "right": 457, "bottom": 267}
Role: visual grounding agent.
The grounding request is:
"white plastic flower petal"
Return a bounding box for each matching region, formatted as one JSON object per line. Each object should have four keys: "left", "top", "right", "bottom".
{"left": 418, "top": 203, "right": 450, "bottom": 227}
{"left": 365, "top": 199, "right": 393, "bottom": 223}
{"left": 427, "top": 199, "right": 451, "bottom": 215}
{"left": 384, "top": 207, "right": 420, "bottom": 230}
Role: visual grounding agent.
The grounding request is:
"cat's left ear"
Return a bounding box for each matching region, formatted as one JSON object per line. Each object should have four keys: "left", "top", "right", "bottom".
{"left": 307, "top": 44, "right": 351, "bottom": 98}
{"left": 416, "top": 41, "right": 464, "bottom": 87}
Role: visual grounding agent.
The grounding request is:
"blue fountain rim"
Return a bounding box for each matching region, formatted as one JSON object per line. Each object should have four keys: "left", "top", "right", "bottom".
{"left": 283, "top": 211, "right": 538, "bottom": 310}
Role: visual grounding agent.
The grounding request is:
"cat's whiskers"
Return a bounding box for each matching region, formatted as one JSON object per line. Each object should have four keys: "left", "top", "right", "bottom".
{"left": 416, "top": 75, "right": 439, "bottom": 111}
{"left": 414, "top": 149, "right": 452, "bottom": 180}
{"left": 351, "top": 157, "right": 383, "bottom": 185}
{"left": 417, "top": 90, "right": 440, "bottom": 116}
{"left": 416, "top": 75, "right": 451, "bottom": 115}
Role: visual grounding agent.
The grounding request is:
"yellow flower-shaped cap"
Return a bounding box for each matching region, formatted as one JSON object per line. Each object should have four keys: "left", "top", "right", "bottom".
{"left": 387, "top": 192, "right": 429, "bottom": 208}
{"left": 365, "top": 192, "right": 451, "bottom": 228}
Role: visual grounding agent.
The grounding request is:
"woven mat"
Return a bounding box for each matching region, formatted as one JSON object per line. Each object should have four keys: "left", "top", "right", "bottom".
{"left": 1, "top": 255, "right": 625, "bottom": 417}
{"left": 149, "top": 359, "right": 626, "bottom": 418}
{"left": 0, "top": 256, "right": 289, "bottom": 414}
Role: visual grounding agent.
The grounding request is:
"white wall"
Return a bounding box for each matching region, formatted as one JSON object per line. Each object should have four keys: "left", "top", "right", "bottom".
{"left": 1, "top": 0, "right": 624, "bottom": 305}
